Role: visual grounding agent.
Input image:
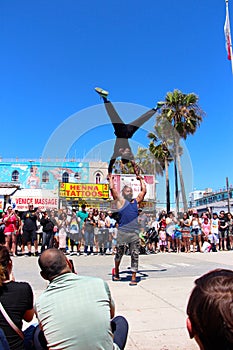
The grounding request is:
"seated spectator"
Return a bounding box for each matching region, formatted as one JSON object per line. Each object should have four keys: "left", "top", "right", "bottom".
{"left": 0, "top": 328, "right": 10, "bottom": 350}
{"left": 35, "top": 248, "right": 128, "bottom": 350}
{"left": 186, "top": 268, "right": 233, "bottom": 350}
{"left": 0, "top": 245, "right": 34, "bottom": 349}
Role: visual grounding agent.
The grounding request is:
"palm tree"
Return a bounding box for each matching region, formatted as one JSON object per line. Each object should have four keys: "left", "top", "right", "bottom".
{"left": 112, "top": 159, "right": 134, "bottom": 174}
{"left": 148, "top": 131, "right": 172, "bottom": 213}
{"left": 156, "top": 89, "right": 204, "bottom": 212}
{"left": 112, "top": 147, "right": 163, "bottom": 176}
{"left": 135, "top": 147, "right": 163, "bottom": 175}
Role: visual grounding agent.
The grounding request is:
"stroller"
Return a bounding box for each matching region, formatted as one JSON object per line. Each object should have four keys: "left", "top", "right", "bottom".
{"left": 139, "top": 227, "right": 158, "bottom": 254}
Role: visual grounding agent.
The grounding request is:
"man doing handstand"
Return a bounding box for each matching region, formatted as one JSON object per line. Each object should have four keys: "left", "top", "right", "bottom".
{"left": 95, "top": 87, "right": 164, "bottom": 176}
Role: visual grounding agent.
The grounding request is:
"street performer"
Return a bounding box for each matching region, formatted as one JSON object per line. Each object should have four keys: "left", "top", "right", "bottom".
{"left": 108, "top": 174, "right": 147, "bottom": 285}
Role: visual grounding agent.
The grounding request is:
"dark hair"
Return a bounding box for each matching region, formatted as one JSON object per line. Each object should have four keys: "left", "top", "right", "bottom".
{"left": 38, "top": 249, "right": 67, "bottom": 280}
{"left": 187, "top": 269, "right": 233, "bottom": 350}
{"left": 0, "top": 245, "right": 11, "bottom": 286}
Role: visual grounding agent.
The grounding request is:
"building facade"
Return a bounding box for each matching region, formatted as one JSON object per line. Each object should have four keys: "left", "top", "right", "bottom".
{"left": 0, "top": 158, "right": 108, "bottom": 212}
{"left": 0, "top": 159, "right": 156, "bottom": 213}
{"left": 189, "top": 187, "right": 233, "bottom": 214}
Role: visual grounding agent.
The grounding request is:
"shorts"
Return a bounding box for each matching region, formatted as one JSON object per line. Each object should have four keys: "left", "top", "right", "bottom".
{"left": 112, "top": 238, "right": 117, "bottom": 246}
{"left": 67, "top": 232, "right": 81, "bottom": 243}
{"left": 191, "top": 228, "right": 200, "bottom": 236}
{"left": 166, "top": 233, "right": 174, "bottom": 240}
{"left": 174, "top": 232, "right": 182, "bottom": 240}
{"left": 4, "top": 231, "right": 16, "bottom": 236}
{"left": 22, "top": 229, "right": 37, "bottom": 244}
{"left": 148, "top": 235, "right": 158, "bottom": 244}
{"left": 219, "top": 230, "right": 227, "bottom": 239}
{"left": 94, "top": 227, "right": 99, "bottom": 236}
{"left": 116, "top": 229, "right": 139, "bottom": 246}
{"left": 182, "top": 230, "right": 191, "bottom": 238}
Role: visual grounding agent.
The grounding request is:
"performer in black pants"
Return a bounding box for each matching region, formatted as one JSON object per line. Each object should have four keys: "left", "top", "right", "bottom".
{"left": 95, "top": 87, "right": 164, "bottom": 176}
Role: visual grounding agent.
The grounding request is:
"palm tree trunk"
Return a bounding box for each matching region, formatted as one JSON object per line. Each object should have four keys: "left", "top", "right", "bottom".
{"left": 174, "top": 160, "right": 179, "bottom": 214}
{"left": 176, "top": 149, "right": 188, "bottom": 212}
{"left": 165, "top": 157, "right": 170, "bottom": 213}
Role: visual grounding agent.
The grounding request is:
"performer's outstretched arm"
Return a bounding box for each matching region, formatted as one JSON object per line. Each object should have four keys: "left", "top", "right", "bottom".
{"left": 130, "top": 159, "right": 139, "bottom": 177}
{"left": 136, "top": 175, "right": 147, "bottom": 204}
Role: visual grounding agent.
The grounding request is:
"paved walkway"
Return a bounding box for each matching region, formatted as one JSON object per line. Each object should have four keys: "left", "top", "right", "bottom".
{"left": 12, "top": 251, "right": 233, "bottom": 350}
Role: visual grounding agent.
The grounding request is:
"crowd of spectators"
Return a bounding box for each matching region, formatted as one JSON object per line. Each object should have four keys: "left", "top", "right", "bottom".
{"left": 139, "top": 208, "right": 233, "bottom": 254}
{"left": 0, "top": 205, "right": 232, "bottom": 256}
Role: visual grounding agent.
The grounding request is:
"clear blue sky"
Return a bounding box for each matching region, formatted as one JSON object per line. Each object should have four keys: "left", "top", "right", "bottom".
{"left": 1, "top": 0, "right": 233, "bottom": 196}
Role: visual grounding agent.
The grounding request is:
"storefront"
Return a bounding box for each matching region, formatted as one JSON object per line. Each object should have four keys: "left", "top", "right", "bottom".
{"left": 59, "top": 182, "right": 110, "bottom": 210}
{"left": 58, "top": 176, "right": 155, "bottom": 211}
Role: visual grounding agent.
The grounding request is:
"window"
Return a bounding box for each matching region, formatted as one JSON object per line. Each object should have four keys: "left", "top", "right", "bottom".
{"left": 11, "top": 170, "right": 19, "bottom": 182}
{"left": 95, "top": 172, "right": 101, "bottom": 184}
{"left": 62, "top": 172, "right": 69, "bottom": 183}
{"left": 74, "top": 172, "right": 81, "bottom": 181}
{"left": 42, "top": 171, "right": 49, "bottom": 183}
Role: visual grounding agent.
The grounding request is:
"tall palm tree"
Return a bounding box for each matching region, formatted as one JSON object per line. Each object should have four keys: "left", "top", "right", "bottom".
{"left": 148, "top": 131, "right": 172, "bottom": 213}
{"left": 156, "top": 89, "right": 204, "bottom": 212}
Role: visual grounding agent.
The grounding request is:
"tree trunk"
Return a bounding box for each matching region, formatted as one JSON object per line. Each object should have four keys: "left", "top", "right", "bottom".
{"left": 174, "top": 161, "right": 179, "bottom": 214}
{"left": 165, "top": 157, "right": 170, "bottom": 213}
{"left": 176, "top": 146, "right": 188, "bottom": 212}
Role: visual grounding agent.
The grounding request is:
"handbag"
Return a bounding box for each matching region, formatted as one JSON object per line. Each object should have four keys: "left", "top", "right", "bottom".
{"left": 0, "top": 302, "right": 24, "bottom": 339}
{"left": 0, "top": 302, "right": 39, "bottom": 349}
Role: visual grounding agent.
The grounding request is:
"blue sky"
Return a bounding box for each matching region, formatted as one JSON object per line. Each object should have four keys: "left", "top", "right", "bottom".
{"left": 1, "top": 0, "right": 233, "bottom": 198}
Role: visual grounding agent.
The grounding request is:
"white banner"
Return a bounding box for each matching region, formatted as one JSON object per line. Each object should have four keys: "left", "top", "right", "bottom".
{"left": 112, "top": 174, "right": 155, "bottom": 200}
{"left": 11, "top": 189, "right": 58, "bottom": 211}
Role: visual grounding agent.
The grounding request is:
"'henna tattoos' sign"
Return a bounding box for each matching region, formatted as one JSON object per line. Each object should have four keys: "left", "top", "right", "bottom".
{"left": 59, "top": 183, "right": 109, "bottom": 199}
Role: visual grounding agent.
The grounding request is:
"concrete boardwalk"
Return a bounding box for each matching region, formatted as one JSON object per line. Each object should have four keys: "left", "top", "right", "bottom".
{"left": 12, "top": 251, "right": 233, "bottom": 350}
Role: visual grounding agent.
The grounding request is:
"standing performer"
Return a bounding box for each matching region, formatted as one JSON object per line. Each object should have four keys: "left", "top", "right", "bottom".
{"left": 108, "top": 174, "right": 146, "bottom": 286}
{"left": 95, "top": 87, "right": 164, "bottom": 176}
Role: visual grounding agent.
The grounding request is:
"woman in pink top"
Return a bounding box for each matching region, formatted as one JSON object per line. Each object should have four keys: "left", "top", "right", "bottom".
{"left": 201, "top": 217, "right": 211, "bottom": 242}
{"left": 3, "top": 206, "right": 19, "bottom": 256}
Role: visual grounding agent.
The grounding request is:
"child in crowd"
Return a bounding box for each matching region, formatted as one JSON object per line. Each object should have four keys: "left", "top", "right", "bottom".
{"left": 158, "top": 227, "right": 167, "bottom": 253}
{"left": 181, "top": 213, "right": 191, "bottom": 253}
{"left": 201, "top": 216, "right": 211, "bottom": 242}
{"left": 210, "top": 212, "right": 219, "bottom": 252}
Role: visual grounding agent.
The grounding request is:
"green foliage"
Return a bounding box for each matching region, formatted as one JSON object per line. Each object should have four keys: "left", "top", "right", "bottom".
{"left": 157, "top": 89, "right": 205, "bottom": 139}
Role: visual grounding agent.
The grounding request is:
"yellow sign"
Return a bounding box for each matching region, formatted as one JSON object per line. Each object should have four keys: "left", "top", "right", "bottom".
{"left": 59, "top": 183, "right": 109, "bottom": 199}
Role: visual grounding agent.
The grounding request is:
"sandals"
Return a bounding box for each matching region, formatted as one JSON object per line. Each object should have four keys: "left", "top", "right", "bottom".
{"left": 129, "top": 280, "right": 137, "bottom": 286}
{"left": 112, "top": 275, "right": 121, "bottom": 281}
{"left": 112, "top": 268, "right": 121, "bottom": 281}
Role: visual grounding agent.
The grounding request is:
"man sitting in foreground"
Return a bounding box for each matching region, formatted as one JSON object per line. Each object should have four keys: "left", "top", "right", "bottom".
{"left": 186, "top": 268, "right": 233, "bottom": 350}
{"left": 35, "top": 248, "right": 128, "bottom": 350}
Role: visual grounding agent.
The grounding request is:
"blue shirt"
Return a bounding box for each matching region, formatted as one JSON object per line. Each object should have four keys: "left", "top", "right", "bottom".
{"left": 119, "top": 199, "right": 139, "bottom": 233}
